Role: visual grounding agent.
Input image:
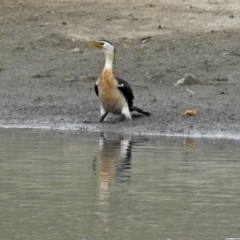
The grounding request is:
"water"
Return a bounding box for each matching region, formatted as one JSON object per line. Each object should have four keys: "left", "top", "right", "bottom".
{"left": 0, "top": 129, "right": 240, "bottom": 240}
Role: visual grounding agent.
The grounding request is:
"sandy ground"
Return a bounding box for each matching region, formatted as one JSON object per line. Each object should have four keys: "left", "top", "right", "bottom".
{"left": 1, "top": 0, "right": 240, "bottom": 138}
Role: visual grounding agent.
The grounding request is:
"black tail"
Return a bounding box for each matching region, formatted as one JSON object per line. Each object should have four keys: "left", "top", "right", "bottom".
{"left": 130, "top": 106, "right": 151, "bottom": 116}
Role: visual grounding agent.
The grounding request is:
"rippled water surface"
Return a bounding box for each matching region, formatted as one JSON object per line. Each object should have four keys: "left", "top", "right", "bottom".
{"left": 0, "top": 129, "right": 240, "bottom": 240}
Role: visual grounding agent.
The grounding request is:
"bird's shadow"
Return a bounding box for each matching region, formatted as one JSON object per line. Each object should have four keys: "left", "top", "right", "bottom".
{"left": 83, "top": 114, "right": 145, "bottom": 124}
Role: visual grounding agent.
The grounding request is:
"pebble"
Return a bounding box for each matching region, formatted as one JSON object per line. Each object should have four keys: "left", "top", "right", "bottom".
{"left": 37, "top": 35, "right": 44, "bottom": 40}
{"left": 64, "top": 75, "right": 76, "bottom": 82}
{"left": 186, "top": 88, "right": 195, "bottom": 97}
{"left": 175, "top": 73, "right": 199, "bottom": 87}
{"left": 214, "top": 77, "right": 228, "bottom": 82}
{"left": 71, "top": 47, "right": 80, "bottom": 53}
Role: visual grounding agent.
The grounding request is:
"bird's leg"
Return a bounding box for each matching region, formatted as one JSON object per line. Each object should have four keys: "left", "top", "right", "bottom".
{"left": 99, "top": 112, "right": 109, "bottom": 122}
{"left": 99, "top": 105, "right": 108, "bottom": 122}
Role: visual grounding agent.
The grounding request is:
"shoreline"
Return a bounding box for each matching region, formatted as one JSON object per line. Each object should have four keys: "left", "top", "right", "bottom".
{"left": 1, "top": 1, "right": 240, "bottom": 141}
{"left": 1, "top": 121, "right": 240, "bottom": 140}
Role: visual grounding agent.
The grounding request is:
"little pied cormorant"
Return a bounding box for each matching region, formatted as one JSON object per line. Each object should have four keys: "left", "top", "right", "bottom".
{"left": 89, "top": 40, "right": 150, "bottom": 122}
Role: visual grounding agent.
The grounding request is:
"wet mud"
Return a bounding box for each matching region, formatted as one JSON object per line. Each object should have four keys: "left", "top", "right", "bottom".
{"left": 1, "top": 0, "right": 240, "bottom": 138}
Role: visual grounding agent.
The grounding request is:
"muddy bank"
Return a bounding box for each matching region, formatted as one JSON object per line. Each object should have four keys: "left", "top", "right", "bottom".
{"left": 1, "top": 0, "right": 240, "bottom": 138}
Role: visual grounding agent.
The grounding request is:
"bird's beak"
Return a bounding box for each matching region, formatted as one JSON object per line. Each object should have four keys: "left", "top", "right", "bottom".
{"left": 89, "top": 41, "right": 103, "bottom": 49}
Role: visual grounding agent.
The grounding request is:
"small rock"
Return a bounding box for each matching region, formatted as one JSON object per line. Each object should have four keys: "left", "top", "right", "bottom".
{"left": 229, "top": 14, "right": 234, "bottom": 18}
{"left": 214, "top": 77, "right": 228, "bottom": 82}
{"left": 181, "top": 110, "right": 197, "bottom": 116}
{"left": 32, "top": 73, "right": 52, "bottom": 78}
{"left": 186, "top": 88, "right": 195, "bottom": 97}
{"left": 37, "top": 35, "right": 44, "bottom": 40}
{"left": 39, "top": 22, "right": 49, "bottom": 27}
{"left": 175, "top": 73, "right": 199, "bottom": 87}
{"left": 71, "top": 47, "right": 80, "bottom": 53}
{"left": 87, "top": 75, "right": 96, "bottom": 81}
{"left": 15, "top": 45, "right": 24, "bottom": 50}
{"left": 141, "top": 36, "right": 151, "bottom": 43}
{"left": 64, "top": 75, "right": 76, "bottom": 82}
{"left": 32, "top": 74, "right": 41, "bottom": 78}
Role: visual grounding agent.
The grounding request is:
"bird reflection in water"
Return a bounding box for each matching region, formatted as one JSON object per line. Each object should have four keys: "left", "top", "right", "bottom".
{"left": 93, "top": 133, "right": 132, "bottom": 190}
{"left": 92, "top": 133, "right": 132, "bottom": 234}
{"left": 183, "top": 138, "right": 195, "bottom": 149}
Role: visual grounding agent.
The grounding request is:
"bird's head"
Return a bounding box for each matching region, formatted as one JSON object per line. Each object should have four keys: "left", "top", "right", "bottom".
{"left": 89, "top": 40, "right": 114, "bottom": 54}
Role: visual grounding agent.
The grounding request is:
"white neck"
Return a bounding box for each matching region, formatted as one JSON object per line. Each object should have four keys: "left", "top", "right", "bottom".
{"left": 104, "top": 50, "right": 114, "bottom": 69}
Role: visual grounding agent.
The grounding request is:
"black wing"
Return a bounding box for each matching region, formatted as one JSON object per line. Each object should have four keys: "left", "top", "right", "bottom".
{"left": 94, "top": 83, "right": 98, "bottom": 97}
{"left": 116, "top": 76, "right": 134, "bottom": 108}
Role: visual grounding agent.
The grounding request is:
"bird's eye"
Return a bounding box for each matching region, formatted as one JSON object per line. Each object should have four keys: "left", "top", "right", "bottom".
{"left": 100, "top": 42, "right": 104, "bottom": 45}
